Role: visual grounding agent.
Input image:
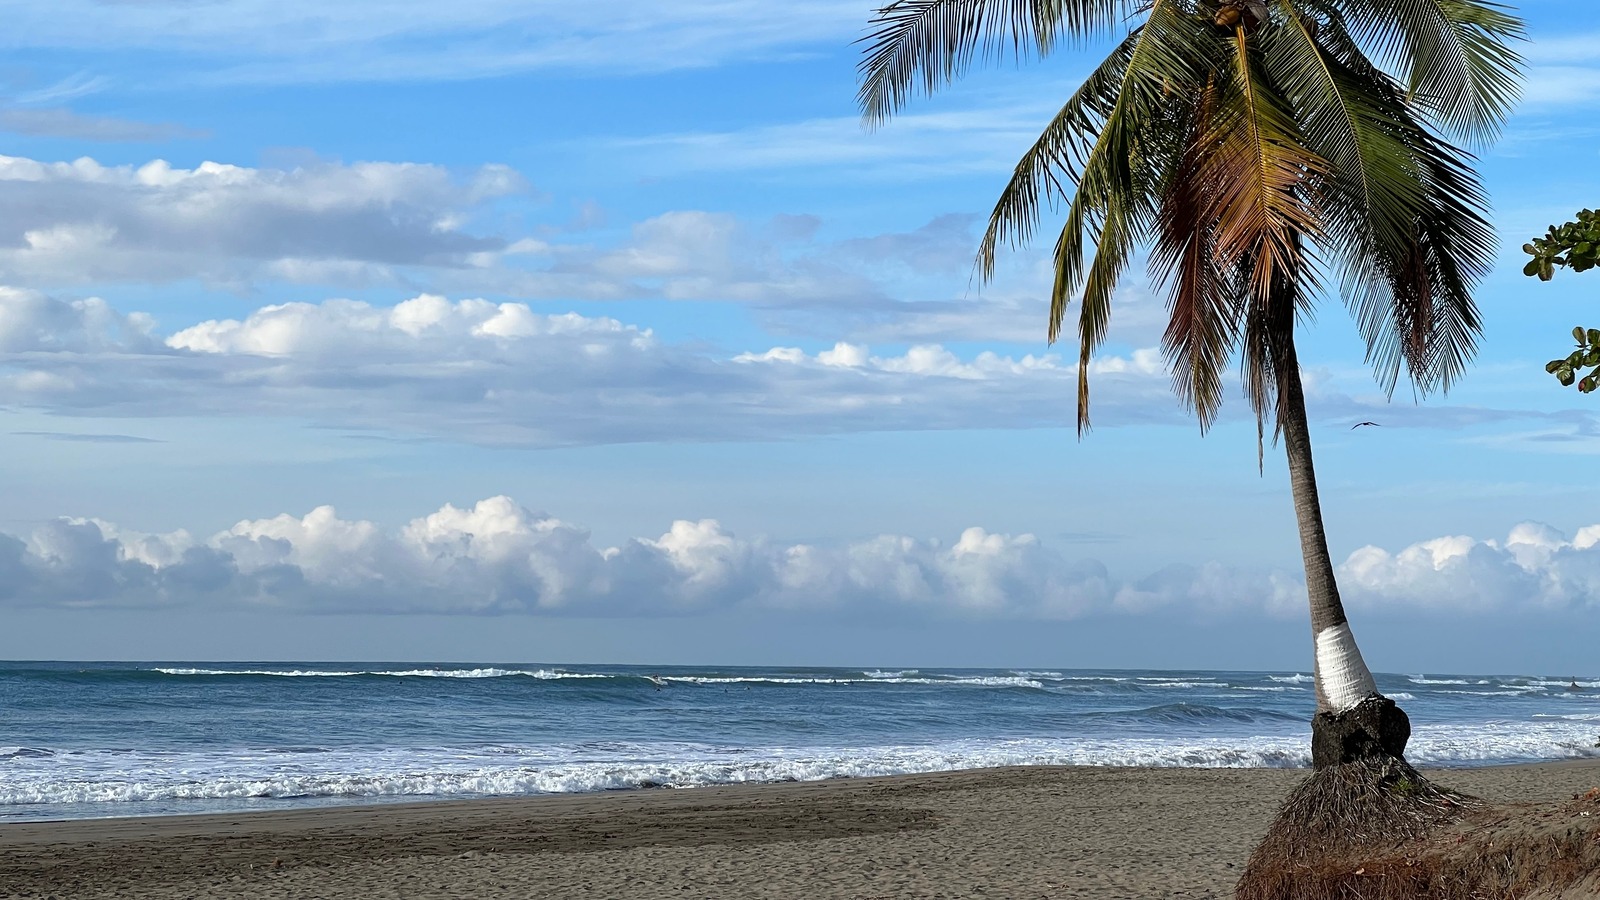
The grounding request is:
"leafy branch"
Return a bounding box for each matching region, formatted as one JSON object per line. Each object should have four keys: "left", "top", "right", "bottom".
{"left": 1524, "top": 208, "right": 1600, "bottom": 281}
{"left": 1525, "top": 209, "right": 1600, "bottom": 390}
{"left": 1546, "top": 327, "right": 1600, "bottom": 393}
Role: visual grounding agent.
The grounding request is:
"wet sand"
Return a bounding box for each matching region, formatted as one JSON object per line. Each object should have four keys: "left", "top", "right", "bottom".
{"left": 5, "top": 761, "right": 1600, "bottom": 899}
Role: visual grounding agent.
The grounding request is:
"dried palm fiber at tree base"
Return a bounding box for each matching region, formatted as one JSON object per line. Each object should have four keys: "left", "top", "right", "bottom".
{"left": 1237, "top": 767, "right": 1600, "bottom": 900}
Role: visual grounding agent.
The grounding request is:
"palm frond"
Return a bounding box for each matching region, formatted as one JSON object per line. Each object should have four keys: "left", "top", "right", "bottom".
{"left": 1201, "top": 25, "right": 1327, "bottom": 307}
{"left": 1265, "top": 5, "right": 1427, "bottom": 390}
{"left": 1269, "top": 6, "right": 1492, "bottom": 393}
{"left": 1035, "top": 0, "right": 1200, "bottom": 340}
{"left": 1327, "top": 0, "right": 1524, "bottom": 145}
{"left": 1150, "top": 75, "right": 1243, "bottom": 430}
{"left": 1072, "top": 190, "right": 1139, "bottom": 434}
{"left": 1398, "top": 126, "right": 1495, "bottom": 392}
{"left": 977, "top": 27, "right": 1141, "bottom": 282}
{"left": 857, "top": 0, "right": 1137, "bottom": 125}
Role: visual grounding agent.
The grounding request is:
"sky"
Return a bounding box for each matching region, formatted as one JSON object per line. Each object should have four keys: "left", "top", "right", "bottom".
{"left": 2, "top": 0, "right": 1600, "bottom": 673}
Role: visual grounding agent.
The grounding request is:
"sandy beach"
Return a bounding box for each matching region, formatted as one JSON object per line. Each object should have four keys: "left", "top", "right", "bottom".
{"left": 4, "top": 760, "right": 1599, "bottom": 899}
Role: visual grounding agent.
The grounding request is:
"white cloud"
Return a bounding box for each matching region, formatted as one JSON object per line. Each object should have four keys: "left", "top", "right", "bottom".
{"left": 1, "top": 288, "right": 1188, "bottom": 444}
{"left": 0, "top": 154, "right": 1078, "bottom": 343}
{"left": 1521, "top": 66, "right": 1600, "bottom": 106}
{"left": 0, "top": 151, "right": 1145, "bottom": 345}
{"left": 13, "top": 499, "right": 1600, "bottom": 620}
{"left": 531, "top": 209, "right": 1157, "bottom": 346}
{"left": 1337, "top": 522, "right": 1600, "bottom": 613}
{"left": 0, "top": 495, "right": 1281, "bottom": 618}
{"left": 4, "top": 287, "right": 1580, "bottom": 445}
{"left": 1524, "top": 33, "right": 1600, "bottom": 65}
{"left": 0, "top": 154, "right": 523, "bottom": 288}
{"left": 609, "top": 104, "right": 1061, "bottom": 181}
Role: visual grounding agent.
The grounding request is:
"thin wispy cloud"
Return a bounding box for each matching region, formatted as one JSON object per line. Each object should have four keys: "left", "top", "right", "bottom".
{"left": 12, "top": 431, "right": 163, "bottom": 444}
{"left": 605, "top": 97, "right": 1076, "bottom": 182}
{"left": 1521, "top": 65, "right": 1600, "bottom": 106}
{"left": 7, "top": 1, "right": 868, "bottom": 84}
{"left": 0, "top": 108, "right": 207, "bottom": 142}
{"left": 14, "top": 72, "right": 109, "bottom": 105}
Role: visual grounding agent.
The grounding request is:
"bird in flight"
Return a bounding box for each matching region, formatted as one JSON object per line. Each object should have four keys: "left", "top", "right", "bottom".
{"left": 1351, "top": 421, "right": 1380, "bottom": 429}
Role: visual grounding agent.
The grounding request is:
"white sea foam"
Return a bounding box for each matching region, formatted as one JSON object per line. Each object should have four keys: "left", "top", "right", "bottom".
{"left": 147, "top": 669, "right": 1066, "bottom": 690}
{"left": 1407, "top": 676, "right": 1472, "bottom": 685}
{"left": 664, "top": 676, "right": 856, "bottom": 685}
{"left": 152, "top": 668, "right": 609, "bottom": 679}
{"left": 665, "top": 675, "right": 1046, "bottom": 689}
{"left": 9, "top": 719, "right": 1599, "bottom": 815}
{"left": 1268, "top": 674, "right": 1313, "bottom": 684}
{"left": 0, "top": 737, "right": 1314, "bottom": 811}
{"left": 1436, "top": 689, "right": 1546, "bottom": 697}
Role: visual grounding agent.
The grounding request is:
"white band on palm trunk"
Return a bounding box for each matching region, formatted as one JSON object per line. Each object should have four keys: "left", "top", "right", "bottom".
{"left": 1315, "top": 623, "right": 1378, "bottom": 712}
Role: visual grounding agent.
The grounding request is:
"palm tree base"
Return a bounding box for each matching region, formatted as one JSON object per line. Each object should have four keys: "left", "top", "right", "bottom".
{"left": 1236, "top": 768, "right": 1600, "bottom": 900}
{"left": 1310, "top": 693, "right": 1410, "bottom": 769}
{"left": 1235, "top": 754, "right": 1474, "bottom": 900}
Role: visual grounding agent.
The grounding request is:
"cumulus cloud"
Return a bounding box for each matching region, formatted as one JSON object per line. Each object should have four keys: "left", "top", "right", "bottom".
{"left": 1338, "top": 522, "right": 1600, "bottom": 613}
{"left": 1, "top": 288, "right": 1186, "bottom": 444}
{"left": 0, "top": 154, "right": 1081, "bottom": 343}
{"left": 0, "top": 152, "right": 1135, "bottom": 344}
{"left": 0, "top": 496, "right": 1292, "bottom": 618}
{"left": 13, "top": 498, "right": 1595, "bottom": 619}
{"left": 0, "top": 155, "right": 522, "bottom": 288}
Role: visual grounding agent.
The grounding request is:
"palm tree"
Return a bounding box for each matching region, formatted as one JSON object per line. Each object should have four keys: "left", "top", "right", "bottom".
{"left": 859, "top": 0, "right": 1521, "bottom": 766}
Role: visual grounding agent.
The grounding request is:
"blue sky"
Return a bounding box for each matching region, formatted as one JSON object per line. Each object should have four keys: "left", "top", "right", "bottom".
{"left": 3, "top": 0, "right": 1600, "bottom": 672}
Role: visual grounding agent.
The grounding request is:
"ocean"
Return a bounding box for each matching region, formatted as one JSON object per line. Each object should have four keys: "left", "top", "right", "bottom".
{"left": 3, "top": 662, "right": 1598, "bottom": 822}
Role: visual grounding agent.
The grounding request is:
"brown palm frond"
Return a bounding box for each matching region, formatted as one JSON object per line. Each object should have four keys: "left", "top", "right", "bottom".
{"left": 1149, "top": 76, "right": 1243, "bottom": 430}
{"left": 1199, "top": 24, "right": 1326, "bottom": 313}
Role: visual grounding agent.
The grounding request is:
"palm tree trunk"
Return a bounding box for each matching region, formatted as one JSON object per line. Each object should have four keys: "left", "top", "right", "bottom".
{"left": 1272, "top": 335, "right": 1375, "bottom": 713}
{"left": 1273, "top": 326, "right": 1410, "bottom": 767}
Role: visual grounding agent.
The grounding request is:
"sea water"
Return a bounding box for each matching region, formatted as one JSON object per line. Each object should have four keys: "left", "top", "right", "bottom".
{"left": 2, "top": 662, "right": 1597, "bottom": 821}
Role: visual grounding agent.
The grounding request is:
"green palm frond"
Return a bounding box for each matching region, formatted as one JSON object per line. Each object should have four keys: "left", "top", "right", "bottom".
{"left": 857, "top": 0, "right": 1138, "bottom": 125}
{"left": 977, "top": 27, "right": 1142, "bottom": 282}
{"left": 1267, "top": 4, "right": 1494, "bottom": 394}
{"left": 1401, "top": 126, "right": 1495, "bottom": 391}
{"left": 1038, "top": 0, "right": 1208, "bottom": 430}
{"left": 1327, "top": 0, "right": 1525, "bottom": 145}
